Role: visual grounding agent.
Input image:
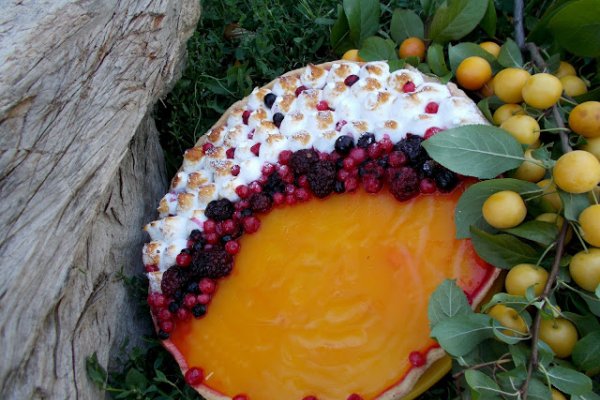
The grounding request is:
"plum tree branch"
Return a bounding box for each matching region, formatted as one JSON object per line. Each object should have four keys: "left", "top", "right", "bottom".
{"left": 514, "top": 0, "right": 526, "bottom": 49}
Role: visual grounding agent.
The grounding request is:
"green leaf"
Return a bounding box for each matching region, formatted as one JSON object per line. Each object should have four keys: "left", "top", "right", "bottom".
{"left": 572, "top": 331, "right": 600, "bottom": 375}
{"left": 343, "top": 0, "right": 380, "bottom": 47}
{"left": 125, "top": 368, "right": 148, "bottom": 388}
{"left": 86, "top": 353, "right": 107, "bottom": 388}
{"left": 388, "top": 59, "right": 406, "bottom": 72}
{"left": 426, "top": 43, "right": 450, "bottom": 77}
{"left": 428, "top": 279, "right": 472, "bottom": 328}
{"left": 558, "top": 190, "right": 590, "bottom": 221}
{"left": 470, "top": 227, "right": 541, "bottom": 269}
{"left": 480, "top": 0, "right": 497, "bottom": 37}
{"left": 429, "top": 0, "right": 488, "bottom": 43}
{"left": 563, "top": 312, "right": 600, "bottom": 336}
{"left": 430, "top": 313, "right": 494, "bottom": 356}
{"left": 548, "top": 0, "right": 600, "bottom": 57}
{"left": 572, "top": 392, "right": 600, "bottom": 400}
{"left": 526, "top": 378, "right": 552, "bottom": 400}
{"left": 465, "top": 369, "right": 501, "bottom": 396}
{"left": 504, "top": 221, "right": 559, "bottom": 246}
{"left": 574, "top": 87, "right": 600, "bottom": 102}
{"left": 483, "top": 292, "right": 540, "bottom": 312}
{"left": 527, "top": 0, "right": 572, "bottom": 43}
{"left": 421, "top": 0, "right": 443, "bottom": 17}
{"left": 454, "top": 178, "right": 541, "bottom": 239}
{"left": 497, "top": 38, "right": 523, "bottom": 68}
{"left": 390, "top": 9, "right": 424, "bottom": 43}
{"left": 331, "top": 5, "right": 354, "bottom": 54}
{"left": 422, "top": 125, "right": 525, "bottom": 179}
{"left": 537, "top": 340, "right": 555, "bottom": 367}
{"left": 448, "top": 42, "right": 496, "bottom": 73}
{"left": 509, "top": 343, "right": 529, "bottom": 367}
{"left": 596, "top": 284, "right": 600, "bottom": 298}
{"left": 359, "top": 37, "right": 398, "bottom": 61}
{"left": 547, "top": 365, "right": 593, "bottom": 395}
{"left": 477, "top": 98, "right": 493, "bottom": 123}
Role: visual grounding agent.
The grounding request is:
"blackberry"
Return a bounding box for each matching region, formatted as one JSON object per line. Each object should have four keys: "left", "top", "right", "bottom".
{"left": 389, "top": 167, "right": 420, "bottom": 201}
{"left": 191, "top": 245, "right": 233, "bottom": 279}
{"left": 395, "top": 134, "right": 426, "bottom": 165}
{"left": 192, "top": 304, "right": 207, "bottom": 318}
{"left": 334, "top": 135, "right": 355, "bottom": 155}
{"left": 168, "top": 301, "right": 180, "bottom": 313}
{"left": 161, "top": 266, "right": 187, "bottom": 296}
{"left": 205, "top": 198, "right": 235, "bottom": 221}
{"left": 289, "top": 149, "right": 319, "bottom": 176}
{"left": 173, "top": 289, "right": 184, "bottom": 302}
{"left": 307, "top": 160, "right": 336, "bottom": 198}
{"left": 193, "top": 241, "right": 204, "bottom": 252}
{"left": 190, "top": 229, "right": 202, "bottom": 241}
{"left": 434, "top": 168, "right": 459, "bottom": 192}
{"left": 334, "top": 180, "right": 346, "bottom": 193}
{"left": 273, "top": 112, "right": 285, "bottom": 127}
{"left": 357, "top": 133, "right": 376, "bottom": 149}
{"left": 249, "top": 192, "right": 273, "bottom": 213}
{"left": 186, "top": 281, "right": 200, "bottom": 294}
{"left": 157, "top": 330, "right": 170, "bottom": 340}
{"left": 263, "top": 172, "right": 286, "bottom": 195}
{"left": 264, "top": 93, "right": 277, "bottom": 108}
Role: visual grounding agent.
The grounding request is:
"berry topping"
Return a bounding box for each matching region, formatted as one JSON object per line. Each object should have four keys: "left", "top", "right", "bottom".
{"left": 273, "top": 112, "right": 285, "bottom": 127}
{"left": 278, "top": 150, "right": 292, "bottom": 165}
{"left": 250, "top": 143, "right": 261, "bottom": 156}
{"left": 226, "top": 147, "right": 236, "bottom": 159}
{"left": 409, "top": 351, "right": 426, "bottom": 367}
{"left": 225, "top": 240, "right": 240, "bottom": 255}
{"left": 424, "top": 127, "right": 443, "bottom": 139}
{"left": 307, "top": 160, "right": 336, "bottom": 198}
{"left": 289, "top": 149, "right": 319, "bottom": 176}
{"left": 205, "top": 198, "right": 235, "bottom": 221}
{"left": 388, "top": 151, "right": 407, "bottom": 167}
{"left": 434, "top": 168, "right": 459, "bottom": 192}
{"left": 192, "top": 304, "right": 207, "bottom": 318}
{"left": 357, "top": 132, "right": 376, "bottom": 148}
{"left": 335, "top": 120, "right": 348, "bottom": 131}
{"left": 161, "top": 266, "right": 187, "bottom": 296}
{"left": 191, "top": 245, "right": 233, "bottom": 279}
{"left": 185, "top": 367, "right": 205, "bottom": 386}
{"left": 347, "top": 394, "right": 363, "bottom": 400}
{"left": 334, "top": 135, "right": 355, "bottom": 155}
{"left": 176, "top": 252, "right": 192, "bottom": 268}
{"left": 388, "top": 167, "right": 420, "bottom": 201}
{"left": 242, "top": 110, "right": 251, "bottom": 125}
{"left": 403, "top": 81, "right": 416, "bottom": 93}
{"left": 263, "top": 93, "right": 277, "bottom": 108}
{"left": 344, "top": 74, "right": 359, "bottom": 86}
{"left": 243, "top": 216, "right": 261, "bottom": 234}
{"left": 295, "top": 85, "right": 307, "bottom": 97}
{"left": 202, "top": 142, "right": 214, "bottom": 153}
{"left": 425, "top": 102, "right": 439, "bottom": 114}
{"left": 231, "top": 165, "right": 241, "bottom": 176}
{"left": 233, "top": 395, "right": 249, "bottom": 400}
{"left": 157, "top": 330, "right": 170, "bottom": 340}
{"left": 199, "top": 278, "right": 216, "bottom": 294}
{"left": 419, "top": 178, "right": 437, "bottom": 194}
{"left": 249, "top": 192, "right": 273, "bottom": 213}
{"left": 316, "top": 100, "right": 330, "bottom": 111}
{"left": 236, "top": 185, "right": 250, "bottom": 199}
{"left": 348, "top": 147, "right": 367, "bottom": 164}
{"left": 176, "top": 308, "right": 191, "bottom": 321}
{"left": 395, "top": 134, "right": 426, "bottom": 165}
{"left": 303, "top": 397, "right": 318, "bottom": 400}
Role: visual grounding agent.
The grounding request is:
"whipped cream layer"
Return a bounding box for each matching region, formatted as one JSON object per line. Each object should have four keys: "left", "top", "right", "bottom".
{"left": 143, "top": 61, "right": 486, "bottom": 278}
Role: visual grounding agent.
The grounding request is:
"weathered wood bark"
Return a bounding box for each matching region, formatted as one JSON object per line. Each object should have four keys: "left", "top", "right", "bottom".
{"left": 0, "top": 1, "right": 201, "bottom": 399}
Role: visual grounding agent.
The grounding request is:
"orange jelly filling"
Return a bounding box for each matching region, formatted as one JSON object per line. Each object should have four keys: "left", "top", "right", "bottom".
{"left": 170, "top": 187, "right": 493, "bottom": 400}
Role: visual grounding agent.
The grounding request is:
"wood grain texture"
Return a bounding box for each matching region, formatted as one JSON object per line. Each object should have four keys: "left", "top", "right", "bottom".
{"left": 0, "top": 1, "right": 200, "bottom": 398}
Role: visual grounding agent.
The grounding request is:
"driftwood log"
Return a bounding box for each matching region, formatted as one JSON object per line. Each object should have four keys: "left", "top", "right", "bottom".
{"left": 0, "top": 1, "right": 201, "bottom": 398}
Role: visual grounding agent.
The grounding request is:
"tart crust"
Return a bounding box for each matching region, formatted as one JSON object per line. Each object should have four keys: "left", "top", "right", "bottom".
{"left": 147, "top": 60, "right": 500, "bottom": 400}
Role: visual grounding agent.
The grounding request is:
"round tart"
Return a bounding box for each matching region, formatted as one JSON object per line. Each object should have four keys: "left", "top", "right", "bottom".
{"left": 143, "top": 61, "right": 500, "bottom": 400}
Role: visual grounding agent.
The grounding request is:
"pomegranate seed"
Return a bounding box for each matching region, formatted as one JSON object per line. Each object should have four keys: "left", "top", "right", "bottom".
{"left": 202, "top": 142, "right": 214, "bottom": 153}
{"left": 226, "top": 147, "right": 236, "bottom": 159}
{"left": 203, "top": 220, "right": 216, "bottom": 233}
{"left": 420, "top": 178, "right": 437, "bottom": 194}
{"left": 249, "top": 181, "right": 262, "bottom": 193}
{"left": 344, "top": 74, "right": 359, "bottom": 86}
{"left": 225, "top": 240, "right": 240, "bottom": 255}
{"left": 236, "top": 185, "right": 250, "bottom": 199}
{"left": 199, "top": 278, "right": 216, "bottom": 294}
{"left": 243, "top": 216, "right": 261, "bottom": 234}
{"left": 349, "top": 147, "right": 367, "bottom": 163}
{"left": 403, "top": 81, "right": 416, "bottom": 93}
{"left": 197, "top": 293, "right": 211, "bottom": 305}
{"left": 285, "top": 194, "right": 297, "bottom": 205}
{"left": 345, "top": 177, "right": 358, "bottom": 192}
{"left": 389, "top": 151, "right": 407, "bottom": 167}
{"left": 242, "top": 110, "right": 251, "bottom": 125}
{"left": 298, "top": 175, "right": 309, "bottom": 188}
{"left": 185, "top": 367, "right": 204, "bottom": 386}
{"left": 295, "top": 85, "right": 308, "bottom": 97}
{"left": 157, "top": 308, "right": 172, "bottom": 322}
{"left": 262, "top": 163, "right": 276, "bottom": 175}
{"left": 278, "top": 150, "right": 292, "bottom": 165}
{"left": 425, "top": 102, "right": 439, "bottom": 114}
{"left": 145, "top": 264, "right": 158, "bottom": 273}
{"left": 183, "top": 294, "right": 197, "bottom": 309}
{"left": 316, "top": 100, "right": 329, "bottom": 111}
{"left": 222, "top": 219, "right": 237, "bottom": 234}
{"left": 176, "top": 253, "right": 192, "bottom": 268}
{"left": 250, "top": 143, "right": 261, "bottom": 156}
{"left": 231, "top": 165, "right": 241, "bottom": 176}
{"left": 160, "top": 320, "right": 174, "bottom": 333}
{"left": 347, "top": 395, "right": 363, "bottom": 400}
{"left": 424, "top": 127, "right": 443, "bottom": 139}
{"left": 176, "top": 308, "right": 191, "bottom": 321}
{"left": 409, "top": 351, "right": 426, "bottom": 367}
{"left": 273, "top": 192, "right": 285, "bottom": 205}
{"left": 342, "top": 157, "right": 356, "bottom": 171}
{"left": 295, "top": 188, "right": 310, "bottom": 201}
{"left": 363, "top": 176, "right": 383, "bottom": 193}
{"left": 335, "top": 120, "right": 348, "bottom": 131}
{"left": 367, "top": 143, "right": 382, "bottom": 159}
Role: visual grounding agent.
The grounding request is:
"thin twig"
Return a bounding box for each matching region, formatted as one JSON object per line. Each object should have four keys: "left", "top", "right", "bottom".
{"left": 452, "top": 358, "right": 512, "bottom": 379}
{"left": 525, "top": 42, "right": 547, "bottom": 71}
{"left": 552, "top": 106, "right": 573, "bottom": 153}
{"left": 520, "top": 222, "right": 569, "bottom": 399}
{"left": 514, "top": 0, "right": 526, "bottom": 49}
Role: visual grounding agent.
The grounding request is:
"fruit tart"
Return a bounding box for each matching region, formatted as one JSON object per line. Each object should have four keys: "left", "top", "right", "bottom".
{"left": 142, "top": 61, "right": 500, "bottom": 400}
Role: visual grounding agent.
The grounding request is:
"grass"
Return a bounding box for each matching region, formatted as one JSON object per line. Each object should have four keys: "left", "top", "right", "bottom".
{"left": 92, "top": 0, "right": 460, "bottom": 398}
